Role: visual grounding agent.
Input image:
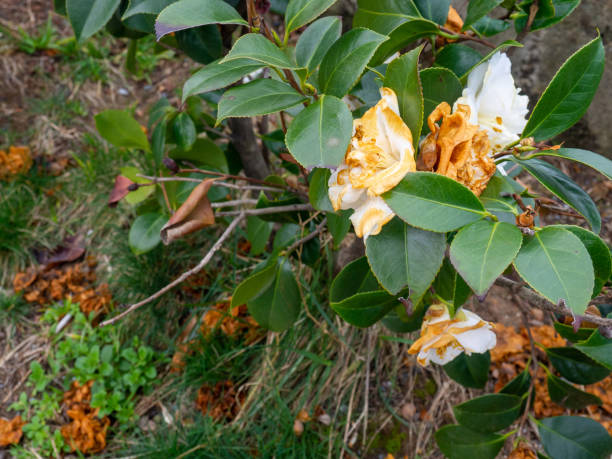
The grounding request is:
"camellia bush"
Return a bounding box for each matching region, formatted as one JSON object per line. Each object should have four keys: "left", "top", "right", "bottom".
{"left": 56, "top": 0, "right": 612, "bottom": 457}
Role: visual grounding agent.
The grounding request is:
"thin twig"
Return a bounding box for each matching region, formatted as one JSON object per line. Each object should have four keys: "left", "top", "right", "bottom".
{"left": 178, "top": 168, "right": 287, "bottom": 189}
{"left": 285, "top": 218, "right": 327, "bottom": 253}
{"left": 514, "top": 295, "right": 537, "bottom": 438}
{"left": 438, "top": 26, "right": 496, "bottom": 49}
{"left": 137, "top": 174, "right": 282, "bottom": 193}
{"left": 211, "top": 199, "right": 258, "bottom": 208}
{"left": 215, "top": 203, "right": 313, "bottom": 217}
{"left": 159, "top": 173, "right": 172, "bottom": 213}
{"left": 495, "top": 276, "right": 612, "bottom": 328}
{"left": 100, "top": 214, "right": 245, "bottom": 326}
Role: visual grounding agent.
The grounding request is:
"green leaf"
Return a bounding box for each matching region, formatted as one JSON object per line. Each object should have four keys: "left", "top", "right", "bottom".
{"left": 522, "top": 37, "right": 605, "bottom": 141}
{"left": 330, "top": 256, "right": 398, "bottom": 327}
{"left": 221, "top": 33, "right": 298, "bottom": 69}
{"left": 247, "top": 216, "right": 272, "bottom": 255}
{"left": 382, "top": 302, "right": 427, "bottom": 333}
{"left": 538, "top": 416, "right": 612, "bottom": 459}
{"left": 463, "top": 0, "right": 503, "bottom": 28}
{"left": 515, "top": 0, "right": 580, "bottom": 32}
{"left": 231, "top": 262, "right": 277, "bottom": 307}
{"left": 327, "top": 211, "right": 351, "bottom": 248}
{"left": 95, "top": 109, "right": 150, "bottom": 151}
{"left": 151, "top": 120, "right": 166, "bottom": 167}
{"left": 247, "top": 258, "right": 301, "bottom": 331}
{"left": 285, "top": 95, "right": 352, "bottom": 168}
{"left": 514, "top": 227, "right": 594, "bottom": 315}
{"left": 295, "top": 16, "right": 342, "bottom": 73}
{"left": 449, "top": 220, "right": 522, "bottom": 295}
{"left": 175, "top": 25, "right": 223, "bottom": 65}
{"left": 123, "top": 0, "right": 175, "bottom": 19}
{"left": 383, "top": 46, "right": 423, "bottom": 149}
{"left": 120, "top": 166, "right": 154, "bottom": 204}
{"left": 217, "top": 79, "right": 307, "bottom": 124}
{"left": 308, "top": 168, "right": 334, "bottom": 212}
{"left": 169, "top": 138, "right": 228, "bottom": 172}
{"left": 458, "top": 40, "right": 522, "bottom": 84}
{"left": 182, "top": 59, "right": 263, "bottom": 101}
{"left": 575, "top": 331, "right": 612, "bottom": 371}
{"left": 172, "top": 112, "right": 196, "bottom": 151}
{"left": 546, "top": 347, "right": 609, "bottom": 385}
{"left": 470, "top": 15, "right": 510, "bottom": 36}
{"left": 434, "top": 258, "right": 472, "bottom": 312}
{"left": 522, "top": 148, "right": 612, "bottom": 181}
{"left": 353, "top": 0, "right": 421, "bottom": 33}
{"left": 435, "top": 425, "right": 506, "bottom": 459}
{"left": 443, "top": 351, "right": 490, "bottom": 389}
{"left": 365, "top": 217, "right": 445, "bottom": 299}
{"left": 67, "top": 0, "right": 121, "bottom": 41}
{"left": 435, "top": 44, "right": 482, "bottom": 78}
{"left": 420, "top": 67, "right": 462, "bottom": 134}
{"left": 383, "top": 172, "right": 487, "bottom": 233}
{"left": 500, "top": 367, "right": 532, "bottom": 396}
{"left": 285, "top": 0, "right": 337, "bottom": 34}
{"left": 553, "top": 225, "right": 611, "bottom": 298}
{"left": 369, "top": 18, "right": 439, "bottom": 66}
{"left": 414, "top": 0, "right": 450, "bottom": 25}
{"left": 129, "top": 213, "right": 167, "bottom": 255}
{"left": 155, "top": 0, "right": 247, "bottom": 39}
{"left": 510, "top": 158, "right": 601, "bottom": 233}
{"left": 318, "top": 28, "right": 388, "bottom": 97}
{"left": 547, "top": 372, "right": 602, "bottom": 410}
{"left": 553, "top": 322, "right": 595, "bottom": 343}
{"left": 454, "top": 394, "right": 523, "bottom": 433}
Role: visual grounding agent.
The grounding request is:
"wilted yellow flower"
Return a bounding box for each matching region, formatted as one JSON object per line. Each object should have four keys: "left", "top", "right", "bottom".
{"left": 419, "top": 102, "right": 495, "bottom": 195}
{"left": 328, "top": 88, "right": 416, "bottom": 239}
{"left": 408, "top": 303, "right": 496, "bottom": 366}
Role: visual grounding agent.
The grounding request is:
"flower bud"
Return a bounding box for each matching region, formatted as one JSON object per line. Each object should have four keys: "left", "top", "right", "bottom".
{"left": 163, "top": 157, "right": 179, "bottom": 174}
{"left": 127, "top": 183, "right": 140, "bottom": 191}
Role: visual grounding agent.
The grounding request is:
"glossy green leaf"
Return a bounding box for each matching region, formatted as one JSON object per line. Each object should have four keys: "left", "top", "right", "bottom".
{"left": 443, "top": 351, "right": 490, "bottom": 389}
{"left": 500, "top": 367, "right": 532, "bottom": 396}
{"left": 553, "top": 225, "right": 611, "bottom": 298}
{"left": 575, "top": 331, "right": 612, "bottom": 371}
{"left": 129, "top": 213, "right": 166, "bottom": 255}
{"left": 459, "top": 40, "right": 522, "bottom": 84}
{"left": 123, "top": 0, "right": 175, "bottom": 19}
{"left": 155, "top": 0, "right": 247, "bottom": 39}
{"left": 414, "top": 0, "right": 450, "bottom": 25}
{"left": 547, "top": 372, "right": 602, "bottom": 410}
{"left": 182, "top": 59, "right": 263, "bottom": 101}
{"left": 353, "top": 0, "right": 421, "bottom": 33}
{"left": 370, "top": 18, "right": 439, "bottom": 66}
{"left": 308, "top": 168, "right": 334, "bottom": 212}
{"left": 231, "top": 262, "right": 277, "bottom": 307}
{"left": 382, "top": 302, "right": 427, "bottom": 333}
{"left": 169, "top": 138, "right": 228, "bottom": 172}
{"left": 246, "top": 258, "right": 301, "bottom": 331}
{"left": 95, "top": 109, "right": 150, "bottom": 151}
{"left": 172, "top": 112, "right": 196, "bottom": 151}
{"left": 151, "top": 120, "right": 166, "bottom": 167}
{"left": 510, "top": 157, "right": 601, "bottom": 233}
{"left": 454, "top": 394, "right": 522, "bottom": 433}
{"left": 420, "top": 67, "right": 462, "bottom": 134}
{"left": 435, "top": 44, "right": 482, "bottom": 78}
{"left": 120, "top": 166, "right": 154, "bottom": 204}
{"left": 470, "top": 15, "right": 510, "bottom": 36}
{"left": 546, "top": 347, "right": 609, "bottom": 385}
{"left": 221, "top": 33, "right": 298, "bottom": 69}
{"left": 295, "top": 17, "right": 342, "bottom": 73}
{"left": 383, "top": 172, "right": 487, "bottom": 233}
{"left": 435, "top": 425, "right": 506, "bottom": 459}
{"left": 514, "top": 227, "right": 594, "bottom": 315}
{"left": 384, "top": 46, "right": 423, "bottom": 149}
{"left": 434, "top": 258, "right": 472, "bottom": 313}
{"left": 515, "top": 0, "right": 580, "bottom": 31}
{"left": 366, "top": 218, "right": 445, "bottom": 299}
{"left": 522, "top": 37, "right": 604, "bottom": 141}
{"left": 330, "top": 256, "right": 381, "bottom": 300}
{"left": 450, "top": 220, "right": 522, "bottom": 295}
{"left": 463, "top": 0, "right": 503, "bottom": 28}
{"left": 285, "top": 95, "right": 352, "bottom": 168}
{"left": 285, "top": 0, "right": 337, "bottom": 34}
{"left": 246, "top": 216, "right": 272, "bottom": 255}
{"left": 538, "top": 416, "right": 612, "bottom": 459}
{"left": 318, "top": 28, "right": 388, "bottom": 97}
{"left": 553, "top": 322, "right": 595, "bottom": 343}
{"left": 522, "top": 148, "right": 612, "bottom": 181}
{"left": 327, "top": 211, "right": 351, "bottom": 248}
{"left": 67, "top": 0, "right": 121, "bottom": 41}
{"left": 175, "top": 25, "right": 223, "bottom": 65}
{"left": 217, "top": 79, "right": 307, "bottom": 123}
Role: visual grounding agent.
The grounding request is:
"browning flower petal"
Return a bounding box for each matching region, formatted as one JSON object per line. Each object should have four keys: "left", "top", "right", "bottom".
{"left": 408, "top": 303, "right": 496, "bottom": 366}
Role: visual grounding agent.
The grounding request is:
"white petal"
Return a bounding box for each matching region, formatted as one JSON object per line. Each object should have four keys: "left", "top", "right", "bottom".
{"left": 328, "top": 165, "right": 366, "bottom": 211}
{"left": 425, "top": 342, "right": 464, "bottom": 366}
{"left": 350, "top": 196, "right": 394, "bottom": 239}
{"left": 453, "top": 327, "right": 497, "bottom": 354}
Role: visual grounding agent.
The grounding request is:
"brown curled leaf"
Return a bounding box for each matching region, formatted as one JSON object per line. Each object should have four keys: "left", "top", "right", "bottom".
{"left": 160, "top": 178, "right": 218, "bottom": 245}
{"left": 108, "top": 175, "right": 135, "bottom": 207}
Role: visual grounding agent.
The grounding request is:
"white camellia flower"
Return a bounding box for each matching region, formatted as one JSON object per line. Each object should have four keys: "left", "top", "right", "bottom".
{"left": 453, "top": 52, "right": 529, "bottom": 153}
{"left": 408, "top": 303, "right": 497, "bottom": 366}
{"left": 328, "top": 87, "right": 416, "bottom": 239}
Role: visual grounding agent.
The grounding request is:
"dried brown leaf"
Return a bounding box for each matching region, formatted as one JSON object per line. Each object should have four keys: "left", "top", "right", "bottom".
{"left": 0, "top": 416, "right": 25, "bottom": 447}
{"left": 108, "top": 175, "right": 135, "bottom": 207}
